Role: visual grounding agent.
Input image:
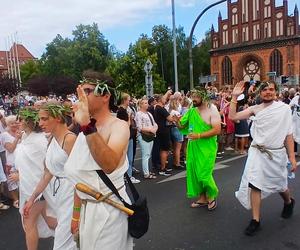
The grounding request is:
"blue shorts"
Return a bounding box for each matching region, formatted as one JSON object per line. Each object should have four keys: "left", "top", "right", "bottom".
{"left": 171, "top": 127, "right": 183, "bottom": 143}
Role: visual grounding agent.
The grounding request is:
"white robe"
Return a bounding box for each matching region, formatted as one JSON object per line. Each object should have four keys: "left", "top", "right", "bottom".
{"left": 236, "top": 101, "right": 293, "bottom": 209}
{"left": 65, "top": 133, "right": 133, "bottom": 250}
{"left": 1, "top": 131, "right": 18, "bottom": 191}
{"left": 46, "top": 138, "right": 77, "bottom": 250}
{"left": 290, "top": 96, "right": 300, "bottom": 144}
{"left": 14, "top": 132, "right": 55, "bottom": 238}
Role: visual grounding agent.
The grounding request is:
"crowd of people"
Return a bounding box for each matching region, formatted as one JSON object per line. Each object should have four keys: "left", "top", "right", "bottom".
{"left": 0, "top": 74, "right": 299, "bottom": 249}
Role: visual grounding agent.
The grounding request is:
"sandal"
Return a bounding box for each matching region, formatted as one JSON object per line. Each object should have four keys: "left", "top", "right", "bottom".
{"left": 144, "top": 174, "right": 157, "bottom": 179}
{"left": 207, "top": 199, "right": 217, "bottom": 211}
{"left": 0, "top": 202, "right": 10, "bottom": 210}
{"left": 13, "top": 200, "right": 19, "bottom": 209}
{"left": 190, "top": 201, "right": 208, "bottom": 208}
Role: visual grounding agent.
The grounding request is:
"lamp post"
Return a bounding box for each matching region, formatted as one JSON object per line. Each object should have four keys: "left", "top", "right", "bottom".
{"left": 171, "top": 0, "right": 179, "bottom": 92}
{"left": 188, "top": 0, "right": 227, "bottom": 90}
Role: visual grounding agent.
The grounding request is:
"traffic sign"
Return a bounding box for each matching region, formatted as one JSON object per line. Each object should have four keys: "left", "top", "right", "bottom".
{"left": 144, "top": 59, "right": 153, "bottom": 74}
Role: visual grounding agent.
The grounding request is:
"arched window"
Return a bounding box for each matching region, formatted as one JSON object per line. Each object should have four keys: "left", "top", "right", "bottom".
{"left": 269, "top": 49, "right": 283, "bottom": 76}
{"left": 222, "top": 56, "right": 232, "bottom": 85}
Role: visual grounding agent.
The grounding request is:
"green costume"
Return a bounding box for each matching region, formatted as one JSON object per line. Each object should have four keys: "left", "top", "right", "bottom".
{"left": 179, "top": 107, "right": 219, "bottom": 199}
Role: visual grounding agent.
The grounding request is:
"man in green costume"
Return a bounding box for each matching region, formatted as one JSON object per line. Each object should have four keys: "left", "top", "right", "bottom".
{"left": 177, "top": 88, "right": 221, "bottom": 210}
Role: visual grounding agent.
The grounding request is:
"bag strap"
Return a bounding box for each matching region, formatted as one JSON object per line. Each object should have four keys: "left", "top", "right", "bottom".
{"left": 96, "top": 170, "right": 139, "bottom": 204}
{"left": 146, "top": 112, "right": 154, "bottom": 126}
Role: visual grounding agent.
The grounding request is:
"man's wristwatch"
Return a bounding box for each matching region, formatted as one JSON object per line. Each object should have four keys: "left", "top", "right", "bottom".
{"left": 80, "top": 118, "right": 97, "bottom": 136}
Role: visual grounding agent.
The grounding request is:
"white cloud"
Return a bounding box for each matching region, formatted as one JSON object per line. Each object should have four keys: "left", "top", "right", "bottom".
{"left": 177, "top": 0, "right": 196, "bottom": 8}
{"left": 0, "top": 0, "right": 171, "bottom": 57}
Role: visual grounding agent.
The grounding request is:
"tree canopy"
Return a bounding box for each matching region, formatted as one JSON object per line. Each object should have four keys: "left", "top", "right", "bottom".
{"left": 20, "top": 23, "right": 211, "bottom": 97}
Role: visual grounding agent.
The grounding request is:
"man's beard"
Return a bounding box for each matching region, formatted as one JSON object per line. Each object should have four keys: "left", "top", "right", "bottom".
{"left": 261, "top": 98, "right": 274, "bottom": 103}
{"left": 193, "top": 101, "right": 202, "bottom": 107}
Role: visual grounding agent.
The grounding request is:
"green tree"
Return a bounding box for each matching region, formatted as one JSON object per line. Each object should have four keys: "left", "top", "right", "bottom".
{"left": 108, "top": 36, "right": 165, "bottom": 97}
{"left": 41, "top": 23, "right": 112, "bottom": 80}
{"left": 20, "top": 60, "right": 42, "bottom": 84}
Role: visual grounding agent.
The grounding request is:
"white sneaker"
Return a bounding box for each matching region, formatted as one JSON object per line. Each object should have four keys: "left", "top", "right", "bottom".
{"left": 130, "top": 177, "right": 141, "bottom": 184}
{"left": 225, "top": 147, "right": 234, "bottom": 151}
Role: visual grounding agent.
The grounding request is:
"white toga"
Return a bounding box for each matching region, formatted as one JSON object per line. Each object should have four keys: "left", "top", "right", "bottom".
{"left": 15, "top": 132, "right": 55, "bottom": 238}
{"left": 235, "top": 101, "right": 293, "bottom": 209}
{"left": 46, "top": 138, "right": 77, "bottom": 250}
{"left": 65, "top": 133, "right": 133, "bottom": 250}
{"left": 290, "top": 96, "right": 300, "bottom": 144}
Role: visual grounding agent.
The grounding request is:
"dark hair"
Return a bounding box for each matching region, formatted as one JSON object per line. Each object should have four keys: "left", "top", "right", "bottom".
{"left": 153, "top": 94, "right": 163, "bottom": 103}
{"left": 82, "top": 70, "right": 118, "bottom": 111}
{"left": 283, "top": 90, "right": 290, "bottom": 99}
{"left": 258, "top": 81, "right": 279, "bottom": 93}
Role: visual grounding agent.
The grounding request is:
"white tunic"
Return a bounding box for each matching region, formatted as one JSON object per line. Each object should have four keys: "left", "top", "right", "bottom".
{"left": 236, "top": 101, "right": 293, "bottom": 209}
{"left": 1, "top": 131, "right": 18, "bottom": 191}
{"left": 65, "top": 133, "right": 133, "bottom": 250}
{"left": 46, "top": 138, "right": 77, "bottom": 250}
{"left": 14, "top": 132, "right": 55, "bottom": 238}
{"left": 290, "top": 96, "right": 300, "bottom": 144}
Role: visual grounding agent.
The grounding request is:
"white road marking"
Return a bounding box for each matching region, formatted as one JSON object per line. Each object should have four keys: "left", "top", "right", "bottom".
{"left": 157, "top": 164, "right": 230, "bottom": 184}
{"left": 157, "top": 157, "right": 300, "bottom": 184}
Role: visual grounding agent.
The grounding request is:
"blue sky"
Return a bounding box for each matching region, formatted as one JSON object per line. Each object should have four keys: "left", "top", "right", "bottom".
{"left": 0, "top": 0, "right": 298, "bottom": 57}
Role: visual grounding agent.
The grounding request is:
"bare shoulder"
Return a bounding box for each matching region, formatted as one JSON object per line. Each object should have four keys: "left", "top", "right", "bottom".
{"left": 65, "top": 132, "right": 77, "bottom": 142}
{"left": 108, "top": 116, "right": 130, "bottom": 144}
{"left": 110, "top": 117, "right": 130, "bottom": 138}
{"left": 247, "top": 104, "right": 260, "bottom": 115}
{"left": 63, "top": 133, "right": 77, "bottom": 155}
{"left": 111, "top": 116, "right": 129, "bottom": 130}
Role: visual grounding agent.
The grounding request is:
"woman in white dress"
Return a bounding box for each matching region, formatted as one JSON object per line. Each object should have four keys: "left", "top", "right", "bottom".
{"left": 23, "top": 104, "right": 77, "bottom": 250}
{"left": 2, "top": 115, "right": 21, "bottom": 208}
{"left": 12, "top": 108, "right": 57, "bottom": 250}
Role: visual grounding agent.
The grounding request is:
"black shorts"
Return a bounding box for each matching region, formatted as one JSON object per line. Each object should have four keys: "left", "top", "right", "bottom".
{"left": 157, "top": 132, "right": 171, "bottom": 151}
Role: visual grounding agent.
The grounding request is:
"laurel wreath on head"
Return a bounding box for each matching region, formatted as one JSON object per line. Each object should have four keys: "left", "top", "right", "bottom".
{"left": 79, "top": 77, "right": 122, "bottom": 105}
{"left": 43, "top": 104, "right": 72, "bottom": 119}
{"left": 190, "top": 87, "right": 210, "bottom": 103}
{"left": 18, "top": 108, "right": 39, "bottom": 125}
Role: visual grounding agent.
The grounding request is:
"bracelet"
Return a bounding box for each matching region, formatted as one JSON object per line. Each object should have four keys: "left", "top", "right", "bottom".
{"left": 198, "top": 133, "right": 201, "bottom": 139}
{"left": 73, "top": 206, "right": 81, "bottom": 212}
{"left": 80, "top": 118, "right": 97, "bottom": 136}
{"left": 230, "top": 100, "right": 238, "bottom": 104}
{"left": 72, "top": 217, "right": 80, "bottom": 222}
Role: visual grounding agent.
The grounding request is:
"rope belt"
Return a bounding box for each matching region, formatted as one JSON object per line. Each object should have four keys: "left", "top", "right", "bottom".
{"left": 251, "top": 144, "right": 285, "bottom": 160}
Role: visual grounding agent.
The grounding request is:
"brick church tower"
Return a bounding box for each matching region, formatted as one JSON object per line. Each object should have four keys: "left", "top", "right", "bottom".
{"left": 210, "top": 0, "right": 300, "bottom": 87}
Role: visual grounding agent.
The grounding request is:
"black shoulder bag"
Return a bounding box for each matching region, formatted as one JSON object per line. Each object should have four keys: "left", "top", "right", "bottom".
{"left": 140, "top": 112, "right": 156, "bottom": 142}
{"left": 96, "top": 170, "right": 149, "bottom": 239}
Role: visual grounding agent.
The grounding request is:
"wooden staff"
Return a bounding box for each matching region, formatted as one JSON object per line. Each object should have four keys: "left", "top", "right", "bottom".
{"left": 76, "top": 183, "right": 134, "bottom": 216}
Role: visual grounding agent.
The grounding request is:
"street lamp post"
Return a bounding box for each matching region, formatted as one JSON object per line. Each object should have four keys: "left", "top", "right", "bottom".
{"left": 188, "top": 0, "right": 227, "bottom": 90}
{"left": 172, "top": 0, "right": 179, "bottom": 92}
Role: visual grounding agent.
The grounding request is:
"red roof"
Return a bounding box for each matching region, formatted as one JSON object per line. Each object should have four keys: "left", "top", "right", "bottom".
{"left": 0, "top": 44, "right": 35, "bottom": 72}
{"left": 10, "top": 43, "right": 35, "bottom": 59}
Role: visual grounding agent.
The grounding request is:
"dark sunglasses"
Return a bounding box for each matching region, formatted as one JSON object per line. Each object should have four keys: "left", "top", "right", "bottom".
{"left": 82, "top": 88, "right": 95, "bottom": 96}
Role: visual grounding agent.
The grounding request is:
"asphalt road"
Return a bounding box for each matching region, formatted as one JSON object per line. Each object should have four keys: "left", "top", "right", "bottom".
{"left": 1, "top": 150, "right": 300, "bottom": 250}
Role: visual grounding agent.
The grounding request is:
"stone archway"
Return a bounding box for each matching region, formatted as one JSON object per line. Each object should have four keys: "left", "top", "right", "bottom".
{"left": 236, "top": 53, "right": 265, "bottom": 82}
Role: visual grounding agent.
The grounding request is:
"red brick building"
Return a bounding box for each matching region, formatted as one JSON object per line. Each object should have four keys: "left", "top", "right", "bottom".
{"left": 0, "top": 43, "right": 35, "bottom": 78}
{"left": 210, "top": 0, "right": 300, "bottom": 87}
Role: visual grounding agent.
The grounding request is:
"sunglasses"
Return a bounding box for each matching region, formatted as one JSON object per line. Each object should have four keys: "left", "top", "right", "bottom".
{"left": 82, "top": 88, "right": 95, "bottom": 96}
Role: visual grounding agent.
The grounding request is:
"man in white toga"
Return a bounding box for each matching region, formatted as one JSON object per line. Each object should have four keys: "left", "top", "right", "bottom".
{"left": 229, "top": 81, "right": 297, "bottom": 236}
